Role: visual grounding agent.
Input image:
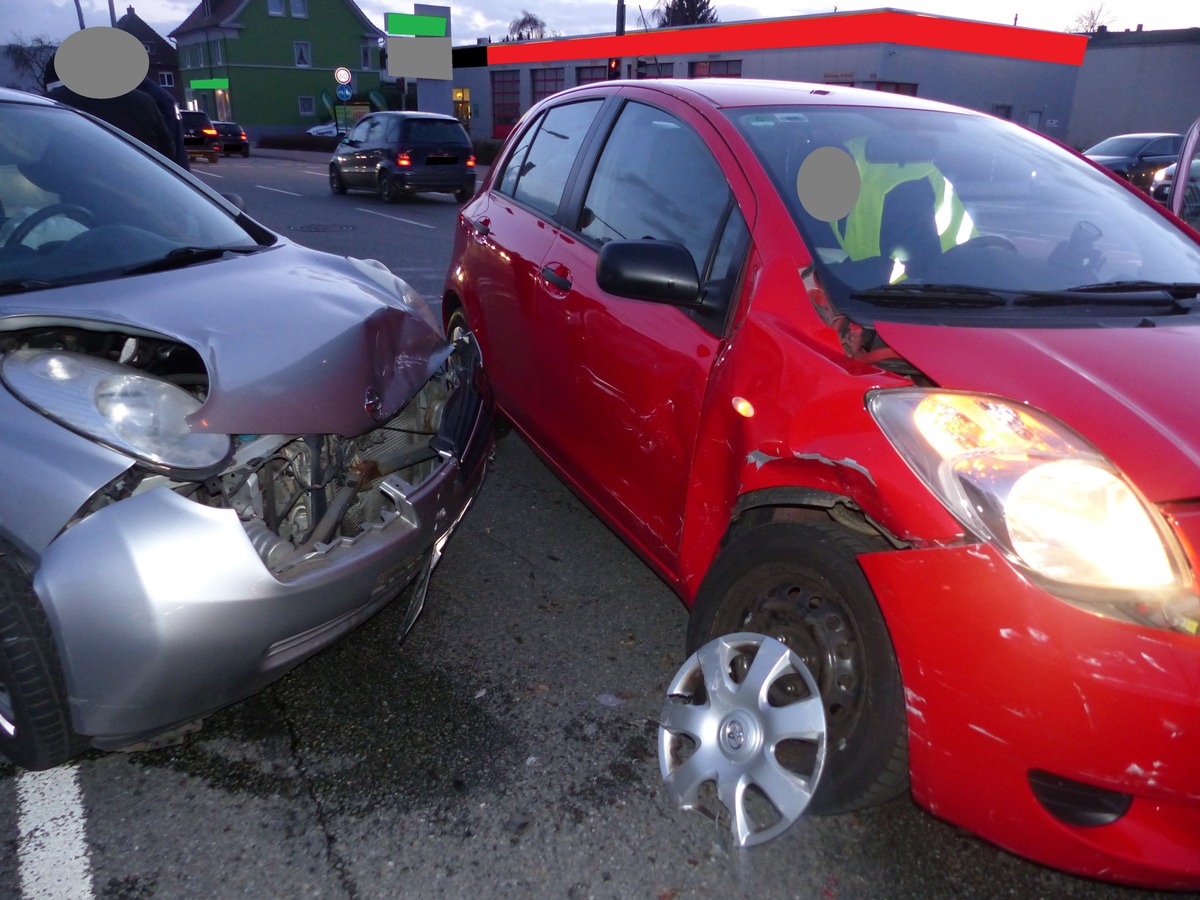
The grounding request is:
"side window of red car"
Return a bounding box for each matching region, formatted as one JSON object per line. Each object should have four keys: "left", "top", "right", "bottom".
{"left": 495, "top": 100, "right": 603, "bottom": 218}
{"left": 580, "top": 101, "right": 732, "bottom": 274}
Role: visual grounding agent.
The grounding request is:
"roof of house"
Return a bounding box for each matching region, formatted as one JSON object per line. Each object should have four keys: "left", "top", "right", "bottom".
{"left": 117, "top": 4, "right": 178, "bottom": 66}
{"left": 170, "top": 0, "right": 383, "bottom": 39}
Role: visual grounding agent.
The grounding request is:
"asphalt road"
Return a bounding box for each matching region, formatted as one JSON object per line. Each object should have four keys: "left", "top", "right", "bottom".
{"left": 0, "top": 152, "right": 1184, "bottom": 899}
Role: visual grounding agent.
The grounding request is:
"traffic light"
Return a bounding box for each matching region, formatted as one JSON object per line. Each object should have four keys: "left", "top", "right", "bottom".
{"left": 635, "top": 58, "right": 646, "bottom": 79}
{"left": 607, "top": 57, "right": 621, "bottom": 80}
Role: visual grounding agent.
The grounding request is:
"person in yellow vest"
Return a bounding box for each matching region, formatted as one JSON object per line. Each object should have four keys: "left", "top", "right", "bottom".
{"left": 831, "top": 136, "right": 976, "bottom": 282}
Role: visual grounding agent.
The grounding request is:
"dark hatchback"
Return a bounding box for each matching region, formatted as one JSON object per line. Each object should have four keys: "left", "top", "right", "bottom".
{"left": 180, "top": 109, "right": 220, "bottom": 164}
{"left": 329, "top": 111, "right": 476, "bottom": 203}
{"left": 213, "top": 120, "right": 250, "bottom": 157}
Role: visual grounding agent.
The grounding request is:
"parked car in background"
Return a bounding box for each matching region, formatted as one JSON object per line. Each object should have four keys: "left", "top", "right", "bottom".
{"left": 213, "top": 120, "right": 250, "bottom": 157}
{"left": 444, "top": 77, "right": 1200, "bottom": 889}
{"left": 307, "top": 121, "right": 345, "bottom": 137}
{"left": 180, "top": 109, "right": 220, "bottom": 164}
{"left": 329, "top": 111, "right": 476, "bottom": 204}
{"left": 0, "top": 88, "right": 492, "bottom": 771}
{"left": 1083, "top": 132, "right": 1183, "bottom": 191}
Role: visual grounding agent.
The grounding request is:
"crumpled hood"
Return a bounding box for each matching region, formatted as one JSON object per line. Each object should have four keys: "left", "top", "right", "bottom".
{"left": 874, "top": 320, "right": 1200, "bottom": 503}
{"left": 4, "top": 243, "right": 451, "bottom": 437}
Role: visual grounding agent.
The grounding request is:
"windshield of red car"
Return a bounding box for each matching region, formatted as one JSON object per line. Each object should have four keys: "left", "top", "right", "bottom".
{"left": 728, "top": 105, "right": 1200, "bottom": 322}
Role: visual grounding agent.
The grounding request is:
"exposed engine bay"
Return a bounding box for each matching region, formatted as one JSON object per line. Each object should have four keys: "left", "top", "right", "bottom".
{"left": 4, "top": 324, "right": 480, "bottom": 577}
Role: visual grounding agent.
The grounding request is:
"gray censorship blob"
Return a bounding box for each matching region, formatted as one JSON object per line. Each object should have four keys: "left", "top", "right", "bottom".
{"left": 796, "top": 146, "right": 861, "bottom": 223}
{"left": 55, "top": 27, "right": 149, "bottom": 99}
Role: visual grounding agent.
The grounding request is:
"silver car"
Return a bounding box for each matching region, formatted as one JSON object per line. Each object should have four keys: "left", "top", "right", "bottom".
{"left": 0, "top": 89, "right": 493, "bottom": 769}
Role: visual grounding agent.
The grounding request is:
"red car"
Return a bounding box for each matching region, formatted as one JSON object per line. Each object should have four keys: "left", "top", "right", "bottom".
{"left": 442, "top": 78, "right": 1200, "bottom": 888}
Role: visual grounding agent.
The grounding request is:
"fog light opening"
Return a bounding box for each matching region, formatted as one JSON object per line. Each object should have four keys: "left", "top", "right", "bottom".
{"left": 1028, "top": 769, "right": 1132, "bottom": 828}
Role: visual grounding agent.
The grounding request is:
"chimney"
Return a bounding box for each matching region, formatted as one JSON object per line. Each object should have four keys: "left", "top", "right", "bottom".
{"left": 1136, "top": 24, "right": 1143, "bottom": 31}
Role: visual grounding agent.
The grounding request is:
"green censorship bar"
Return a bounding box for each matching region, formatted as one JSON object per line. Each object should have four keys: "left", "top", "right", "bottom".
{"left": 189, "top": 78, "right": 229, "bottom": 89}
{"left": 385, "top": 13, "right": 447, "bottom": 36}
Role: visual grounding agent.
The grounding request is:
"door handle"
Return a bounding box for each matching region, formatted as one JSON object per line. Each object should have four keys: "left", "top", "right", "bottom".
{"left": 470, "top": 216, "right": 490, "bottom": 237}
{"left": 541, "top": 265, "right": 572, "bottom": 292}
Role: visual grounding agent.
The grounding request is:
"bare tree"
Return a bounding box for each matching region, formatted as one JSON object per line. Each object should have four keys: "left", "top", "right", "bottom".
{"left": 508, "top": 10, "right": 549, "bottom": 41}
{"left": 4, "top": 34, "right": 58, "bottom": 92}
{"left": 1068, "top": 3, "right": 1116, "bottom": 33}
{"left": 653, "top": 0, "right": 719, "bottom": 27}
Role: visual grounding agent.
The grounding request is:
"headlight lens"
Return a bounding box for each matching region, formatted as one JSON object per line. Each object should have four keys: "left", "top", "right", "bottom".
{"left": 2, "top": 348, "right": 231, "bottom": 473}
{"left": 868, "top": 390, "right": 1186, "bottom": 592}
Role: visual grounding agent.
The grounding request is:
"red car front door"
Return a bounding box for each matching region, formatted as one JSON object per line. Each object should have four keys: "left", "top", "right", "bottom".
{"left": 527, "top": 97, "right": 751, "bottom": 573}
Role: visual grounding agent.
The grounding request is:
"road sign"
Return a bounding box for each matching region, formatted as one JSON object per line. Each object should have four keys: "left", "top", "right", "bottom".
{"left": 334, "top": 66, "right": 352, "bottom": 85}
{"left": 336, "top": 84, "right": 352, "bottom": 101}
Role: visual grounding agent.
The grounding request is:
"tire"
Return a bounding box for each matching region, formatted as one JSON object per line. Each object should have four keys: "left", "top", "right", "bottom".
{"left": 208, "top": 153, "right": 218, "bottom": 164}
{"left": 687, "top": 520, "right": 908, "bottom": 815}
{"left": 329, "top": 165, "right": 347, "bottom": 195}
{"left": 455, "top": 188, "right": 473, "bottom": 204}
{"left": 378, "top": 173, "right": 396, "bottom": 204}
{"left": 241, "top": 146, "right": 250, "bottom": 158}
{"left": 0, "top": 542, "right": 88, "bottom": 770}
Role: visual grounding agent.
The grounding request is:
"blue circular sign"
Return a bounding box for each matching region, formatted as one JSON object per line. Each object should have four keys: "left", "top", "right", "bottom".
{"left": 336, "top": 84, "right": 352, "bottom": 100}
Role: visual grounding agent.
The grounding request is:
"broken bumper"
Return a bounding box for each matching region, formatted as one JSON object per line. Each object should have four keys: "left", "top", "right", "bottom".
{"left": 34, "top": 404, "right": 492, "bottom": 748}
{"left": 861, "top": 543, "right": 1200, "bottom": 889}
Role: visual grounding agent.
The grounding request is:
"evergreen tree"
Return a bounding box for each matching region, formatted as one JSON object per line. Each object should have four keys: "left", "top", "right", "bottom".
{"left": 653, "top": 0, "right": 719, "bottom": 28}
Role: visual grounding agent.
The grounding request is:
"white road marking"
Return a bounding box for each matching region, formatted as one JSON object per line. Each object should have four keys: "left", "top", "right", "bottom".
{"left": 255, "top": 185, "right": 302, "bottom": 196}
{"left": 303, "top": 169, "right": 327, "bottom": 176}
{"left": 17, "top": 766, "right": 94, "bottom": 899}
{"left": 191, "top": 170, "right": 222, "bottom": 178}
{"left": 354, "top": 207, "right": 435, "bottom": 229}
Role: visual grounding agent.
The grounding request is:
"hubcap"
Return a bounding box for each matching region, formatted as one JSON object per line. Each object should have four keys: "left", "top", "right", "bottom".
{"left": 659, "top": 632, "right": 827, "bottom": 847}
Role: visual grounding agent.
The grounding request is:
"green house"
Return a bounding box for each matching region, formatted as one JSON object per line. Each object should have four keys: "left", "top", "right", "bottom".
{"left": 170, "top": 0, "right": 385, "bottom": 131}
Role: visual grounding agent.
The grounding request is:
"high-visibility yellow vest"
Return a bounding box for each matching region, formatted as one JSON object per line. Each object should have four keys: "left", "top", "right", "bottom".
{"left": 831, "top": 138, "right": 976, "bottom": 265}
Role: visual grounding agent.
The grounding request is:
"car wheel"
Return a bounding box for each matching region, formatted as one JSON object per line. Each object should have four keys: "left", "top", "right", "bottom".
{"left": 0, "top": 541, "right": 88, "bottom": 770}
{"left": 209, "top": 153, "right": 218, "bottom": 164}
{"left": 329, "top": 165, "right": 347, "bottom": 195}
{"left": 455, "top": 188, "right": 473, "bottom": 204}
{"left": 378, "top": 173, "right": 396, "bottom": 204}
{"left": 687, "top": 520, "right": 908, "bottom": 815}
{"left": 241, "top": 146, "right": 250, "bottom": 158}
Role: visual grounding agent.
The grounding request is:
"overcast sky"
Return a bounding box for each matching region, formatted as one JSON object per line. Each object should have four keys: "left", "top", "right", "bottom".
{"left": 3, "top": 0, "right": 1195, "bottom": 47}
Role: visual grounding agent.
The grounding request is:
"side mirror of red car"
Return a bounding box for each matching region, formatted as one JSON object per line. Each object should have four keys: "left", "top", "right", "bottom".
{"left": 596, "top": 239, "right": 701, "bottom": 306}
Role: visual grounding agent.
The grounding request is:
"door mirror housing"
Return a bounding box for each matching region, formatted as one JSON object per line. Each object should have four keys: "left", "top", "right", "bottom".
{"left": 596, "top": 240, "right": 701, "bottom": 306}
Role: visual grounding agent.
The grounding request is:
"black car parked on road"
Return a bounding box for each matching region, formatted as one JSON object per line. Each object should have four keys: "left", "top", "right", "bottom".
{"left": 213, "top": 120, "right": 250, "bottom": 157}
{"left": 329, "top": 111, "right": 476, "bottom": 203}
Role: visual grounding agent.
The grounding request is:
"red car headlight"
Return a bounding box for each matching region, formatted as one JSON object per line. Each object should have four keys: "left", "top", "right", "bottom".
{"left": 869, "top": 389, "right": 1199, "bottom": 632}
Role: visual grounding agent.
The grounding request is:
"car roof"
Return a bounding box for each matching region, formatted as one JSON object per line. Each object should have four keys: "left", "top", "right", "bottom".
{"left": 545, "top": 77, "right": 984, "bottom": 117}
{"left": 0, "top": 87, "right": 56, "bottom": 107}
{"left": 1097, "top": 132, "right": 1182, "bottom": 141}
{"left": 365, "top": 110, "right": 459, "bottom": 121}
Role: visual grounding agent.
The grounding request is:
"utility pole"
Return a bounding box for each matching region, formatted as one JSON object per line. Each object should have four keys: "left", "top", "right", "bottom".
{"left": 616, "top": 0, "right": 625, "bottom": 36}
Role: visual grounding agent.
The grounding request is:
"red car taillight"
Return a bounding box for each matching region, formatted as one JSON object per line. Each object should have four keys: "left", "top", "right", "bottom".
{"left": 396, "top": 152, "right": 412, "bottom": 167}
{"left": 466, "top": 155, "right": 476, "bottom": 168}
{"left": 202, "top": 127, "right": 217, "bottom": 135}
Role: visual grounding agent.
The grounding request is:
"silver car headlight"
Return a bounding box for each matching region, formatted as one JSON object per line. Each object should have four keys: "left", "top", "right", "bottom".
{"left": 867, "top": 389, "right": 1189, "bottom": 593}
{"left": 2, "top": 348, "right": 231, "bottom": 473}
